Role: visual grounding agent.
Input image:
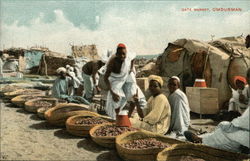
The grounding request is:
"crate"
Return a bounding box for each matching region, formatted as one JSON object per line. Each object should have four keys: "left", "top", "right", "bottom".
{"left": 186, "top": 87, "right": 219, "bottom": 114}
{"left": 136, "top": 78, "right": 149, "bottom": 93}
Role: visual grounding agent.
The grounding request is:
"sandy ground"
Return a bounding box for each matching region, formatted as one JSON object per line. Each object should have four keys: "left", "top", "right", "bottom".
{"left": 0, "top": 99, "right": 121, "bottom": 161}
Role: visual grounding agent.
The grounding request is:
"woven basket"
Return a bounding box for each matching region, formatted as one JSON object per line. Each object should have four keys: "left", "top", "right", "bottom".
{"left": 24, "top": 97, "right": 58, "bottom": 113}
{"left": 65, "top": 112, "right": 107, "bottom": 137}
{"left": 116, "top": 130, "right": 184, "bottom": 161}
{"left": 0, "top": 85, "right": 23, "bottom": 96}
{"left": 37, "top": 100, "right": 68, "bottom": 119}
{"left": 11, "top": 94, "right": 46, "bottom": 107}
{"left": 89, "top": 123, "right": 117, "bottom": 148}
{"left": 157, "top": 144, "right": 250, "bottom": 161}
{"left": 44, "top": 103, "right": 89, "bottom": 127}
{"left": 4, "top": 89, "right": 45, "bottom": 99}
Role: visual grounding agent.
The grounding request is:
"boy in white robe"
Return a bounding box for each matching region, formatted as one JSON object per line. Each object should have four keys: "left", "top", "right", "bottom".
{"left": 168, "top": 76, "right": 190, "bottom": 136}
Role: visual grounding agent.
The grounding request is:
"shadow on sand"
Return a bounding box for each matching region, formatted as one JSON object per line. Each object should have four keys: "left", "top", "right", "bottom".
{"left": 77, "top": 139, "right": 107, "bottom": 153}
{"left": 96, "top": 151, "right": 122, "bottom": 161}
{"left": 29, "top": 121, "right": 61, "bottom": 130}
{"left": 54, "top": 129, "right": 82, "bottom": 139}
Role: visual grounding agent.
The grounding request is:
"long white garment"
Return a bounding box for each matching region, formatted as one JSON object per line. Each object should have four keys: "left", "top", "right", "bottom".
{"left": 105, "top": 53, "right": 140, "bottom": 119}
{"left": 228, "top": 86, "right": 249, "bottom": 114}
{"left": 168, "top": 89, "right": 190, "bottom": 135}
{"left": 0, "top": 58, "right": 3, "bottom": 78}
{"left": 202, "top": 107, "right": 249, "bottom": 152}
{"left": 82, "top": 72, "right": 94, "bottom": 100}
{"left": 52, "top": 76, "right": 72, "bottom": 99}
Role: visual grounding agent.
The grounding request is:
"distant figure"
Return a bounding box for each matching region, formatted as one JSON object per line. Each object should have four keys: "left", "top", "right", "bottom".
{"left": 228, "top": 76, "right": 249, "bottom": 116}
{"left": 245, "top": 35, "right": 250, "bottom": 48}
{"left": 52, "top": 67, "right": 90, "bottom": 105}
{"left": 52, "top": 67, "right": 72, "bottom": 99}
{"left": 130, "top": 75, "right": 171, "bottom": 135}
{"left": 168, "top": 76, "right": 190, "bottom": 136}
{"left": 66, "top": 65, "right": 81, "bottom": 96}
{"left": 82, "top": 60, "right": 105, "bottom": 101}
{"left": 0, "top": 51, "right": 4, "bottom": 78}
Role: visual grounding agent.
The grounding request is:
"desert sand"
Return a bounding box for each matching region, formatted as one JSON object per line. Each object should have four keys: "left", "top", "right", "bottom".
{"left": 0, "top": 99, "right": 121, "bottom": 161}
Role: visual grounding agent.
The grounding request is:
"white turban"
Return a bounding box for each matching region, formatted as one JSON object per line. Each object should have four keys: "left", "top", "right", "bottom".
{"left": 56, "top": 67, "right": 67, "bottom": 74}
{"left": 171, "top": 76, "right": 180, "bottom": 83}
{"left": 66, "top": 65, "right": 71, "bottom": 69}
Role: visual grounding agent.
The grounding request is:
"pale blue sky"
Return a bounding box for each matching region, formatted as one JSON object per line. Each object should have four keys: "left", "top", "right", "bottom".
{"left": 1, "top": 0, "right": 250, "bottom": 54}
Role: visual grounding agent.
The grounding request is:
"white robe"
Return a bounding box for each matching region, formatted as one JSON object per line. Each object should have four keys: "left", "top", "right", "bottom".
{"left": 0, "top": 58, "right": 3, "bottom": 78}
{"left": 168, "top": 89, "right": 190, "bottom": 135}
{"left": 202, "top": 107, "right": 250, "bottom": 153}
{"left": 105, "top": 53, "right": 146, "bottom": 119}
{"left": 228, "top": 86, "right": 249, "bottom": 114}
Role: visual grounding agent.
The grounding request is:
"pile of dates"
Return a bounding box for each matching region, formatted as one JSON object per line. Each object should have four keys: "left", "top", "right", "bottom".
{"left": 94, "top": 125, "right": 137, "bottom": 137}
{"left": 122, "top": 138, "right": 170, "bottom": 149}
{"left": 75, "top": 117, "right": 109, "bottom": 125}
{"left": 34, "top": 101, "right": 52, "bottom": 108}
{"left": 179, "top": 156, "right": 205, "bottom": 161}
{"left": 21, "top": 96, "right": 39, "bottom": 101}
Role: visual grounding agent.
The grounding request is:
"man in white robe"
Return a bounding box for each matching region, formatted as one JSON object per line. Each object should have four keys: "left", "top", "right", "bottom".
{"left": 0, "top": 51, "right": 4, "bottom": 78}
{"left": 184, "top": 107, "right": 250, "bottom": 153}
{"left": 168, "top": 76, "right": 190, "bottom": 136}
{"left": 104, "top": 43, "right": 146, "bottom": 119}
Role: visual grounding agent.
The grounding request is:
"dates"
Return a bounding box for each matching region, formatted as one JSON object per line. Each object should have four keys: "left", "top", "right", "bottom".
{"left": 179, "top": 156, "right": 205, "bottom": 161}
{"left": 122, "top": 138, "right": 170, "bottom": 150}
{"left": 75, "top": 117, "right": 109, "bottom": 125}
{"left": 94, "top": 125, "right": 137, "bottom": 137}
{"left": 34, "top": 101, "right": 53, "bottom": 108}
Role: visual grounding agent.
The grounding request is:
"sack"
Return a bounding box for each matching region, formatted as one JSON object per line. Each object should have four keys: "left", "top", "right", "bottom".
{"left": 157, "top": 144, "right": 249, "bottom": 161}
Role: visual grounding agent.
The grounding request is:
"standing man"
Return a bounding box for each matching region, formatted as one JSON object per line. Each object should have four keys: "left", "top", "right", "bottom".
{"left": 168, "top": 76, "right": 190, "bottom": 136}
{"left": 0, "top": 51, "right": 4, "bottom": 78}
{"left": 82, "top": 60, "right": 105, "bottom": 102}
{"left": 104, "top": 43, "right": 139, "bottom": 119}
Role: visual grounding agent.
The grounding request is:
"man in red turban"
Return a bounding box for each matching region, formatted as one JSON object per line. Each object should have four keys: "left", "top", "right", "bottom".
{"left": 228, "top": 75, "right": 249, "bottom": 117}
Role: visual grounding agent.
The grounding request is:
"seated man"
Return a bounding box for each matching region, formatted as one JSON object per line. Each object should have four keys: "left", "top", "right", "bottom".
{"left": 82, "top": 60, "right": 105, "bottom": 102}
{"left": 184, "top": 107, "right": 249, "bottom": 154}
{"left": 168, "top": 76, "right": 190, "bottom": 136}
{"left": 52, "top": 67, "right": 90, "bottom": 105}
{"left": 228, "top": 76, "right": 249, "bottom": 116}
{"left": 129, "top": 75, "right": 171, "bottom": 135}
{"left": 52, "top": 67, "right": 72, "bottom": 99}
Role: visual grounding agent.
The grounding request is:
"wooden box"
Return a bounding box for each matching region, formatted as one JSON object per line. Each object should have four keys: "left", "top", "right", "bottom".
{"left": 136, "top": 78, "right": 149, "bottom": 93}
{"left": 186, "top": 87, "right": 219, "bottom": 114}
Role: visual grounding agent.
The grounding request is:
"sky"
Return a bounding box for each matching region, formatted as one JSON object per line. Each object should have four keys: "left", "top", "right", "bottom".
{"left": 0, "top": 0, "right": 250, "bottom": 55}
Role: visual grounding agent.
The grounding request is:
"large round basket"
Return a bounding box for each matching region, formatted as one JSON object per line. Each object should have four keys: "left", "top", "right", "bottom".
{"left": 89, "top": 123, "right": 117, "bottom": 148}
{"left": 24, "top": 97, "right": 58, "bottom": 113}
{"left": 156, "top": 144, "right": 250, "bottom": 161}
{"left": 65, "top": 112, "right": 106, "bottom": 137}
{"left": 44, "top": 103, "right": 89, "bottom": 127}
{"left": 4, "top": 89, "right": 45, "bottom": 99}
{"left": 0, "top": 85, "right": 23, "bottom": 96}
{"left": 116, "top": 130, "right": 184, "bottom": 161}
{"left": 11, "top": 94, "right": 46, "bottom": 107}
{"left": 37, "top": 99, "right": 67, "bottom": 119}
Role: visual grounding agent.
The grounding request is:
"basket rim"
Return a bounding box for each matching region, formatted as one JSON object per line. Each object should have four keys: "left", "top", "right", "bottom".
{"left": 66, "top": 112, "right": 101, "bottom": 127}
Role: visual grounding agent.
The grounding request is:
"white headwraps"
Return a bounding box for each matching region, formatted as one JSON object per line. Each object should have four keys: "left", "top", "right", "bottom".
{"left": 56, "top": 67, "right": 67, "bottom": 74}
{"left": 171, "top": 76, "right": 180, "bottom": 83}
{"left": 101, "top": 50, "right": 113, "bottom": 63}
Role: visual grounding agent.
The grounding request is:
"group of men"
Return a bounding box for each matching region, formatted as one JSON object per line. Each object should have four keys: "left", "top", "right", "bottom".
{"left": 51, "top": 35, "right": 250, "bottom": 154}
{"left": 52, "top": 43, "right": 191, "bottom": 137}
